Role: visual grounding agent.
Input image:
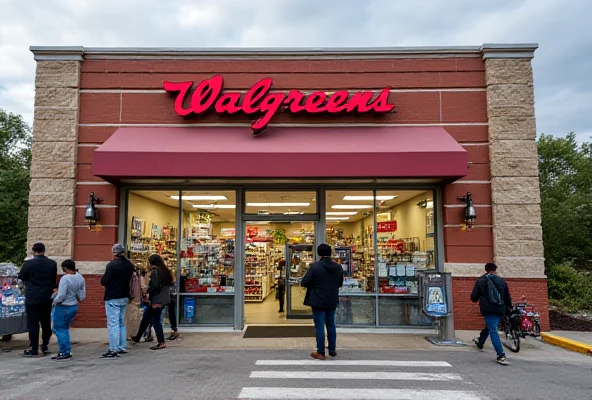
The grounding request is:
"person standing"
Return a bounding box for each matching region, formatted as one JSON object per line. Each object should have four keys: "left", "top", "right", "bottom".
{"left": 18, "top": 242, "right": 58, "bottom": 357}
{"left": 301, "top": 244, "right": 343, "bottom": 360}
{"left": 167, "top": 278, "right": 180, "bottom": 341}
{"left": 470, "top": 262, "right": 513, "bottom": 365}
{"left": 130, "top": 255, "right": 173, "bottom": 350}
{"left": 51, "top": 260, "right": 86, "bottom": 361}
{"left": 100, "top": 244, "right": 134, "bottom": 358}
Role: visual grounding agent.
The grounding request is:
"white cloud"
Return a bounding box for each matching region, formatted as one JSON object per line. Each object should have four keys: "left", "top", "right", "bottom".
{"left": 0, "top": 0, "right": 590, "bottom": 143}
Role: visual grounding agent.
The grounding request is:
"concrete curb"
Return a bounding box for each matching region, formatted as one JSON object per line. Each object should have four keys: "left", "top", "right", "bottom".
{"left": 540, "top": 333, "right": 592, "bottom": 355}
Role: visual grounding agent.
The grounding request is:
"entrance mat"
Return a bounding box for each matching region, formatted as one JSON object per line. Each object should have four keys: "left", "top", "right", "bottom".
{"left": 243, "top": 325, "right": 315, "bottom": 338}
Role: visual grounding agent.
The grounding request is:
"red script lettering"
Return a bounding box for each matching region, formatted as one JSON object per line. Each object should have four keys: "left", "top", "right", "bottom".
{"left": 164, "top": 75, "right": 395, "bottom": 135}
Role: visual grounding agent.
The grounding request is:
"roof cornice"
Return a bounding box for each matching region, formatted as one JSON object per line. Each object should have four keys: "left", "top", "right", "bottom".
{"left": 30, "top": 44, "right": 538, "bottom": 61}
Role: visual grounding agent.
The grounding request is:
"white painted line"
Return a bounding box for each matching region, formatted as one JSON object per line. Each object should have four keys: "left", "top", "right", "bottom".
{"left": 250, "top": 371, "right": 463, "bottom": 381}
{"left": 255, "top": 360, "right": 452, "bottom": 367}
{"left": 238, "top": 387, "right": 485, "bottom": 399}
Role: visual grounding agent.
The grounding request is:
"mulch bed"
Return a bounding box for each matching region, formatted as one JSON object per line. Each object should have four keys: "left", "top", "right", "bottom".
{"left": 549, "top": 310, "right": 592, "bottom": 331}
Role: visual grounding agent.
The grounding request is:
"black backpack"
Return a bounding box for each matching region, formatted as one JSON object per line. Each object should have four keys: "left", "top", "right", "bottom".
{"left": 485, "top": 274, "right": 502, "bottom": 305}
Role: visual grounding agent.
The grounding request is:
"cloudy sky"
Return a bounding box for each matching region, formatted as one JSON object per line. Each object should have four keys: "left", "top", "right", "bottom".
{"left": 0, "top": 0, "right": 590, "bottom": 142}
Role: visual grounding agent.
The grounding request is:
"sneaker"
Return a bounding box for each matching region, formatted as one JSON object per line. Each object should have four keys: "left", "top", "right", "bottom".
{"left": 118, "top": 350, "right": 128, "bottom": 355}
{"left": 329, "top": 351, "right": 337, "bottom": 357}
{"left": 496, "top": 356, "right": 508, "bottom": 365}
{"left": 101, "top": 351, "right": 119, "bottom": 359}
{"left": 167, "top": 332, "right": 180, "bottom": 341}
{"left": 473, "top": 338, "right": 484, "bottom": 351}
{"left": 51, "top": 353, "right": 72, "bottom": 362}
{"left": 311, "top": 351, "right": 326, "bottom": 360}
{"left": 23, "top": 349, "right": 39, "bottom": 357}
{"left": 41, "top": 344, "right": 50, "bottom": 355}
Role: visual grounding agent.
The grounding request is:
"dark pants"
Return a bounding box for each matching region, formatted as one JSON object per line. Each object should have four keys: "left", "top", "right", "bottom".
{"left": 168, "top": 296, "right": 177, "bottom": 331}
{"left": 312, "top": 307, "right": 337, "bottom": 355}
{"left": 134, "top": 306, "right": 165, "bottom": 344}
{"left": 26, "top": 302, "right": 52, "bottom": 352}
{"left": 278, "top": 289, "right": 285, "bottom": 312}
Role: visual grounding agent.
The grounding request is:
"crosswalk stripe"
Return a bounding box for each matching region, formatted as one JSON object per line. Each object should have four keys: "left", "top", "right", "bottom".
{"left": 255, "top": 360, "right": 452, "bottom": 367}
{"left": 238, "top": 387, "right": 486, "bottom": 399}
{"left": 250, "top": 371, "right": 463, "bottom": 381}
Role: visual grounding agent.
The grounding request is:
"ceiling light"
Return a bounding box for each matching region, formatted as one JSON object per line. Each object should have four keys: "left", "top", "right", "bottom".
{"left": 332, "top": 205, "right": 373, "bottom": 210}
{"left": 342, "top": 195, "right": 397, "bottom": 201}
{"left": 171, "top": 195, "right": 228, "bottom": 201}
{"left": 247, "top": 203, "right": 310, "bottom": 207}
{"left": 326, "top": 212, "right": 357, "bottom": 216}
{"left": 192, "top": 204, "right": 236, "bottom": 209}
{"left": 284, "top": 211, "right": 304, "bottom": 215}
{"left": 326, "top": 217, "right": 350, "bottom": 220}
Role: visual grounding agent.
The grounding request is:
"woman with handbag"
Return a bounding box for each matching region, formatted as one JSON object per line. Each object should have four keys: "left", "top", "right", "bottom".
{"left": 130, "top": 255, "right": 173, "bottom": 350}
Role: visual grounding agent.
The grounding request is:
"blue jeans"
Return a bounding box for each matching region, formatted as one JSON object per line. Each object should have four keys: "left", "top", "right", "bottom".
{"left": 312, "top": 308, "right": 337, "bottom": 355}
{"left": 478, "top": 314, "right": 505, "bottom": 358}
{"left": 52, "top": 305, "right": 78, "bottom": 355}
{"left": 105, "top": 298, "right": 128, "bottom": 352}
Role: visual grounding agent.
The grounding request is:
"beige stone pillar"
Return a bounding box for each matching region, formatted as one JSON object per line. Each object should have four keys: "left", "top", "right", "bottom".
{"left": 483, "top": 44, "right": 545, "bottom": 278}
{"left": 27, "top": 53, "right": 82, "bottom": 263}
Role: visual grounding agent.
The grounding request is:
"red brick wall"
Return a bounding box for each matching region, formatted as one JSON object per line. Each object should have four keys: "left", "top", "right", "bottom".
{"left": 72, "top": 275, "right": 107, "bottom": 328}
{"left": 452, "top": 277, "right": 550, "bottom": 331}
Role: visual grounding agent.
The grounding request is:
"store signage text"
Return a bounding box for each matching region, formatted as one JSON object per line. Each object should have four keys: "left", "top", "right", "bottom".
{"left": 163, "top": 75, "right": 395, "bottom": 135}
{"left": 377, "top": 221, "right": 398, "bottom": 233}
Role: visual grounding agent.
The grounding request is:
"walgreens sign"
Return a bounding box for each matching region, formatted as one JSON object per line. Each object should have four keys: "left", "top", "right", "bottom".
{"left": 163, "top": 75, "right": 395, "bottom": 135}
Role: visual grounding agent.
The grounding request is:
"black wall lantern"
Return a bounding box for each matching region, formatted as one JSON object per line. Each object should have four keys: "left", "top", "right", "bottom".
{"left": 457, "top": 192, "right": 477, "bottom": 230}
{"left": 85, "top": 192, "right": 103, "bottom": 230}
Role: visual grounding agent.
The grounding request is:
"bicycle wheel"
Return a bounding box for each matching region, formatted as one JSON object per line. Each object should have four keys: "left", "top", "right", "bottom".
{"left": 502, "top": 318, "right": 521, "bottom": 353}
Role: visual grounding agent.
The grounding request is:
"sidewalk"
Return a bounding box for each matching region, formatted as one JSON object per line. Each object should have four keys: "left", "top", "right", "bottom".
{"left": 3, "top": 328, "right": 592, "bottom": 361}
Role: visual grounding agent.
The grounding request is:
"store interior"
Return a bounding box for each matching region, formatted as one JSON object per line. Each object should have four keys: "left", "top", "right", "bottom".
{"left": 126, "top": 189, "right": 435, "bottom": 327}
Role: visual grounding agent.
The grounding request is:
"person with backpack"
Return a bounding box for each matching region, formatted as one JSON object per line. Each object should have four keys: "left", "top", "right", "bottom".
{"left": 130, "top": 254, "right": 173, "bottom": 350}
{"left": 470, "top": 262, "right": 513, "bottom": 365}
{"left": 100, "top": 244, "right": 135, "bottom": 358}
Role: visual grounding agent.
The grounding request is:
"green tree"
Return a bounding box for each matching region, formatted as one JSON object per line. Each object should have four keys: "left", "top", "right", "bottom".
{"left": 0, "top": 109, "right": 31, "bottom": 265}
{"left": 538, "top": 133, "right": 592, "bottom": 271}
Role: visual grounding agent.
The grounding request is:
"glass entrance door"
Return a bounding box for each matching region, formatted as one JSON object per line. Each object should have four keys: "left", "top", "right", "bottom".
{"left": 286, "top": 243, "right": 315, "bottom": 319}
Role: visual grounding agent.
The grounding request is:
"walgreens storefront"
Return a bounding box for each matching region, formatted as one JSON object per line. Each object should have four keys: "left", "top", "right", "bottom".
{"left": 27, "top": 44, "right": 549, "bottom": 331}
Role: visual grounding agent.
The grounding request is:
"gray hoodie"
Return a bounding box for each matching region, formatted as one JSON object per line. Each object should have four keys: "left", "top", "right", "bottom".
{"left": 53, "top": 273, "right": 86, "bottom": 306}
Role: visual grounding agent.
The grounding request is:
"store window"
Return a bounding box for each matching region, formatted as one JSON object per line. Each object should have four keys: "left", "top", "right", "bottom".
{"left": 326, "top": 190, "right": 376, "bottom": 325}
{"left": 127, "top": 190, "right": 180, "bottom": 328}
{"left": 375, "top": 190, "right": 434, "bottom": 326}
{"left": 178, "top": 191, "right": 236, "bottom": 325}
{"left": 245, "top": 191, "right": 317, "bottom": 215}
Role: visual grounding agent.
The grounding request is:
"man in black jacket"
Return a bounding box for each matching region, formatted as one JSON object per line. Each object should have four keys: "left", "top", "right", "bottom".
{"left": 100, "top": 244, "right": 134, "bottom": 358}
{"left": 470, "top": 262, "right": 513, "bottom": 365}
{"left": 301, "top": 244, "right": 344, "bottom": 360}
{"left": 17, "top": 242, "right": 58, "bottom": 357}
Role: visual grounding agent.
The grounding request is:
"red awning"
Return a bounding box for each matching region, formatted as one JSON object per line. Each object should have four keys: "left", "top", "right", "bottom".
{"left": 92, "top": 127, "right": 467, "bottom": 180}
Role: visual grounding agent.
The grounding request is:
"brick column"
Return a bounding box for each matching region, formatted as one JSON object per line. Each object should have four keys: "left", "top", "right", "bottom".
{"left": 27, "top": 52, "right": 83, "bottom": 263}
{"left": 483, "top": 44, "right": 545, "bottom": 278}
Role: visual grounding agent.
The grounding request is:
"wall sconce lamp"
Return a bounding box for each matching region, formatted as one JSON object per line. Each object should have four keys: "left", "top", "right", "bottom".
{"left": 457, "top": 192, "right": 477, "bottom": 230}
{"left": 85, "top": 192, "right": 103, "bottom": 230}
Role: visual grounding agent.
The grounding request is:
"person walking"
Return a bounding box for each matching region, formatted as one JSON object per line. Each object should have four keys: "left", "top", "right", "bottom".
{"left": 100, "top": 244, "right": 134, "bottom": 358}
{"left": 51, "top": 260, "right": 86, "bottom": 361}
{"left": 18, "top": 242, "right": 58, "bottom": 357}
{"left": 130, "top": 255, "right": 173, "bottom": 350}
{"left": 301, "top": 244, "right": 344, "bottom": 360}
{"left": 470, "top": 262, "right": 513, "bottom": 365}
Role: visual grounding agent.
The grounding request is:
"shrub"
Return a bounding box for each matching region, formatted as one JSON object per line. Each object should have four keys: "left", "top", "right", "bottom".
{"left": 546, "top": 263, "right": 592, "bottom": 312}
